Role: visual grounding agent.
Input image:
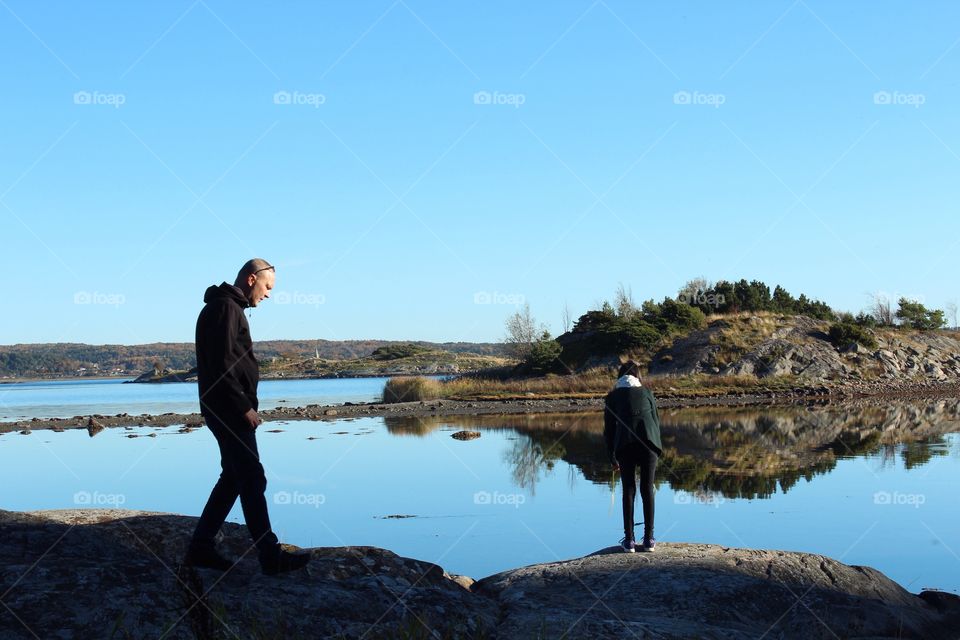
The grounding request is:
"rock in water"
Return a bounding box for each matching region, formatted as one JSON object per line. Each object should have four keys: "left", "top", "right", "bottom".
{"left": 451, "top": 431, "right": 481, "bottom": 440}
{"left": 86, "top": 417, "right": 104, "bottom": 437}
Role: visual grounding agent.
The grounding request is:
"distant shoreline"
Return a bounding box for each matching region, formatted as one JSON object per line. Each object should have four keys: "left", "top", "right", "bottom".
{"left": 0, "top": 375, "right": 133, "bottom": 384}
{"left": 0, "top": 372, "right": 444, "bottom": 385}
{"left": 3, "top": 380, "right": 960, "bottom": 433}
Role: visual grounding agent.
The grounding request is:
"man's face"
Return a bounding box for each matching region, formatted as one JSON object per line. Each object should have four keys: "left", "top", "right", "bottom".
{"left": 246, "top": 270, "right": 274, "bottom": 307}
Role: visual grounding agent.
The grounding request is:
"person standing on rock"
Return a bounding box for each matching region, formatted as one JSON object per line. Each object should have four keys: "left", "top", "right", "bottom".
{"left": 604, "top": 360, "right": 663, "bottom": 553}
{"left": 184, "top": 259, "right": 310, "bottom": 576}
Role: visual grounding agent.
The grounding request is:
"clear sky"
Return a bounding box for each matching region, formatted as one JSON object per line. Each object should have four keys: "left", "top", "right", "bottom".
{"left": 2, "top": 1, "right": 958, "bottom": 345}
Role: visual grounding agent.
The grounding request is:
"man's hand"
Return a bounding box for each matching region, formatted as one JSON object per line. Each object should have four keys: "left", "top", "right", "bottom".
{"left": 612, "top": 462, "right": 620, "bottom": 473}
{"left": 243, "top": 408, "right": 262, "bottom": 431}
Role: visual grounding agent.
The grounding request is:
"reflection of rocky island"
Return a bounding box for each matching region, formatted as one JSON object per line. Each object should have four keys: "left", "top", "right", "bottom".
{"left": 384, "top": 399, "right": 960, "bottom": 499}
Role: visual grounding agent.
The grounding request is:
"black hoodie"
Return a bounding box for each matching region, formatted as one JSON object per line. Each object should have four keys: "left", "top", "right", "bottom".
{"left": 195, "top": 282, "right": 259, "bottom": 423}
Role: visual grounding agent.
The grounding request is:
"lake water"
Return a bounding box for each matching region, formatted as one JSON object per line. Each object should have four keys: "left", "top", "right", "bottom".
{"left": 1, "top": 380, "right": 958, "bottom": 593}
{"left": 0, "top": 377, "right": 390, "bottom": 420}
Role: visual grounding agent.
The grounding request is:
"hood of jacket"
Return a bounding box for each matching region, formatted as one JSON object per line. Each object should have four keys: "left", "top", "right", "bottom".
{"left": 615, "top": 374, "right": 643, "bottom": 389}
{"left": 203, "top": 282, "right": 249, "bottom": 308}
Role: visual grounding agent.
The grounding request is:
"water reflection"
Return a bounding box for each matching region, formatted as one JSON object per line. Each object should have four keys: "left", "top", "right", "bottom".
{"left": 384, "top": 398, "right": 960, "bottom": 500}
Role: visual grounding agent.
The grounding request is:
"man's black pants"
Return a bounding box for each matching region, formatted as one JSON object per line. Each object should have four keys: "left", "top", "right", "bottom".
{"left": 191, "top": 415, "right": 279, "bottom": 556}
{"left": 618, "top": 441, "right": 658, "bottom": 542}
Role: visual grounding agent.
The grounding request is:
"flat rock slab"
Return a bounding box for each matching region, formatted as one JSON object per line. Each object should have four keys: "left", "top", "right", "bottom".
{"left": 0, "top": 509, "right": 494, "bottom": 639}
{"left": 1, "top": 509, "right": 958, "bottom": 639}
{"left": 475, "top": 543, "right": 960, "bottom": 639}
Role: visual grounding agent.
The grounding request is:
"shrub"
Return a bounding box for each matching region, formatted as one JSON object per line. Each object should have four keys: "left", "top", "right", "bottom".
{"left": 370, "top": 343, "right": 431, "bottom": 360}
{"left": 527, "top": 333, "right": 563, "bottom": 373}
{"left": 828, "top": 322, "right": 877, "bottom": 350}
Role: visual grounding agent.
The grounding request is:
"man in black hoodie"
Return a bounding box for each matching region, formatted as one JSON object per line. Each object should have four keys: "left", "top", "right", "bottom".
{"left": 184, "top": 258, "right": 310, "bottom": 576}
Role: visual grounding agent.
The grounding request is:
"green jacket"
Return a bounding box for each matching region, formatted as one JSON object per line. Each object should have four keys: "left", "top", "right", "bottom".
{"left": 603, "top": 386, "right": 663, "bottom": 463}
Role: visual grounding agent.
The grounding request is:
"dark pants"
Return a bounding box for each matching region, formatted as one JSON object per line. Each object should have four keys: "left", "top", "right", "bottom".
{"left": 191, "top": 415, "right": 279, "bottom": 556}
{"left": 618, "top": 441, "right": 658, "bottom": 542}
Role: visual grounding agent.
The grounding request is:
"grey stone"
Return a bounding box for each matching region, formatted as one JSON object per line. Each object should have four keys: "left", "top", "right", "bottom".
{"left": 0, "top": 509, "right": 957, "bottom": 639}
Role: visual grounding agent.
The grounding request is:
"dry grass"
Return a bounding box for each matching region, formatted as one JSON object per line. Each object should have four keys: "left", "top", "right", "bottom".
{"left": 381, "top": 370, "right": 806, "bottom": 403}
{"left": 382, "top": 369, "right": 615, "bottom": 402}
{"left": 706, "top": 313, "right": 786, "bottom": 368}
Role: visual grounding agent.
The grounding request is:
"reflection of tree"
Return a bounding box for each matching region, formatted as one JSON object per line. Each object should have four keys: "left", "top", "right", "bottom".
{"left": 504, "top": 437, "right": 566, "bottom": 495}
{"left": 827, "top": 429, "right": 882, "bottom": 457}
{"left": 901, "top": 437, "right": 949, "bottom": 469}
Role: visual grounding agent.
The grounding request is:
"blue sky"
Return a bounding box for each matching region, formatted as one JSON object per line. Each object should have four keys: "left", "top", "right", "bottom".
{"left": 2, "top": 0, "right": 958, "bottom": 344}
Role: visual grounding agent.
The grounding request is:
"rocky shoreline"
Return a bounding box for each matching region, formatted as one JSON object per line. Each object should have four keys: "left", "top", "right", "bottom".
{"left": 1, "top": 509, "right": 957, "bottom": 639}
{"left": 4, "top": 380, "right": 960, "bottom": 434}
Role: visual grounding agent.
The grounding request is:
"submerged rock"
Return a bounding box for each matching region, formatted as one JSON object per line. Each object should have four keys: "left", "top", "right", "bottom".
{"left": 451, "top": 431, "right": 481, "bottom": 440}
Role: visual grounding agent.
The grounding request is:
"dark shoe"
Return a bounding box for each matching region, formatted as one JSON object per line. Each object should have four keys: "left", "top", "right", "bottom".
{"left": 619, "top": 536, "right": 636, "bottom": 553}
{"left": 641, "top": 536, "right": 656, "bottom": 552}
{"left": 261, "top": 549, "right": 311, "bottom": 576}
{"left": 184, "top": 543, "right": 234, "bottom": 571}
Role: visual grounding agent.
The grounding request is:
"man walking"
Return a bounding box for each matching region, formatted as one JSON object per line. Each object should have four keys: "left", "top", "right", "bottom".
{"left": 184, "top": 258, "right": 310, "bottom": 575}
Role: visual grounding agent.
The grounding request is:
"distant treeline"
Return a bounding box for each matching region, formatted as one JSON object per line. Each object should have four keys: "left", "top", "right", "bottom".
{"left": 0, "top": 340, "right": 510, "bottom": 378}
{"left": 677, "top": 278, "right": 835, "bottom": 319}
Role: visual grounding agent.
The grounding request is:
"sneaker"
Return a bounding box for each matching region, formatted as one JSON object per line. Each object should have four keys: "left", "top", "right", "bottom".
{"left": 620, "top": 537, "right": 636, "bottom": 553}
{"left": 261, "top": 548, "right": 311, "bottom": 576}
{"left": 183, "top": 543, "right": 234, "bottom": 571}
{"left": 640, "top": 536, "right": 656, "bottom": 552}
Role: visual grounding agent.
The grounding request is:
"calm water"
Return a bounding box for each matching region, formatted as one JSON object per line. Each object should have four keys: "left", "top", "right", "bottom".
{"left": 0, "top": 377, "right": 390, "bottom": 420}
{"left": 1, "top": 394, "right": 959, "bottom": 593}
